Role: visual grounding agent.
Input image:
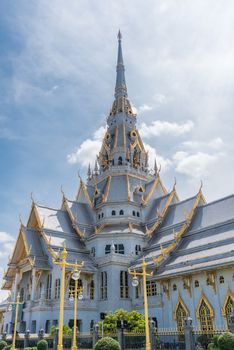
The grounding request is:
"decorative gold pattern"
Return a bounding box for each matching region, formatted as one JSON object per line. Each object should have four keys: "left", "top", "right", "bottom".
{"left": 102, "top": 176, "right": 112, "bottom": 203}
{"left": 222, "top": 288, "right": 234, "bottom": 329}
{"left": 153, "top": 189, "right": 205, "bottom": 265}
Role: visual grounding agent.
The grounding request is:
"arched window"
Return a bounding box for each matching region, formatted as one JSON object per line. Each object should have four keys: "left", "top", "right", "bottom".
{"left": 112, "top": 210, "right": 116, "bottom": 216}
{"left": 55, "top": 279, "right": 60, "bottom": 299}
{"left": 100, "top": 272, "right": 107, "bottom": 299}
{"left": 219, "top": 276, "right": 225, "bottom": 284}
{"left": 135, "top": 245, "right": 141, "bottom": 255}
{"left": 194, "top": 280, "right": 199, "bottom": 288}
{"left": 90, "top": 280, "right": 94, "bottom": 300}
{"left": 102, "top": 212, "right": 104, "bottom": 218}
{"left": 137, "top": 212, "right": 140, "bottom": 217}
{"left": 198, "top": 299, "right": 214, "bottom": 332}
{"left": 119, "top": 209, "right": 124, "bottom": 215}
{"left": 175, "top": 302, "right": 187, "bottom": 333}
{"left": 98, "top": 214, "right": 101, "bottom": 219}
{"left": 120, "top": 271, "right": 129, "bottom": 298}
{"left": 118, "top": 157, "right": 123, "bottom": 165}
{"left": 224, "top": 295, "right": 234, "bottom": 329}
{"left": 173, "top": 284, "right": 177, "bottom": 291}
{"left": 69, "top": 278, "right": 82, "bottom": 297}
{"left": 132, "top": 210, "right": 136, "bottom": 216}
{"left": 46, "top": 274, "right": 52, "bottom": 299}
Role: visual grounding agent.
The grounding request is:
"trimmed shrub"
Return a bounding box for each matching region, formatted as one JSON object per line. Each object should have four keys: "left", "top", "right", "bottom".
{"left": 3, "top": 346, "right": 12, "bottom": 350}
{"left": 94, "top": 336, "right": 120, "bottom": 350}
{"left": 24, "top": 347, "right": 37, "bottom": 350}
{"left": 208, "top": 344, "right": 220, "bottom": 350}
{"left": 218, "top": 332, "right": 234, "bottom": 350}
{"left": 197, "top": 334, "right": 209, "bottom": 348}
{"left": 37, "top": 340, "right": 48, "bottom": 350}
{"left": 213, "top": 335, "right": 219, "bottom": 347}
{"left": 0, "top": 341, "right": 7, "bottom": 350}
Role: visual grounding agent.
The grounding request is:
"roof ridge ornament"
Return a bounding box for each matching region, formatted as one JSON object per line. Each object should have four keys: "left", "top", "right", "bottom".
{"left": 115, "top": 30, "right": 128, "bottom": 99}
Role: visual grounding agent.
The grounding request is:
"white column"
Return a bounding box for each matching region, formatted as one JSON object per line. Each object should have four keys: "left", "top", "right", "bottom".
{"left": 13, "top": 272, "right": 20, "bottom": 301}
{"left": 31, "top": 269, "right": 36, "bottom": 301}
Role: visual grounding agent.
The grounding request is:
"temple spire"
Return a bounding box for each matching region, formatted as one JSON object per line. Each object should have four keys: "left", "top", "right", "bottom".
{"left": 115, "top": 30, "right": 128, "bottom": 98}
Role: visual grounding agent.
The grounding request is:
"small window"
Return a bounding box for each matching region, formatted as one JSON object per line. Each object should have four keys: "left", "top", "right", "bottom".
{"left": 173, "top": 284, "right": 177, "bottom": 291}
{"left": 146, "top": 281, "right": 157, "bottom": 296}
{"left": 206, "top": 278, "right": 211, "bottom": 286}
{"left": 119, "top": 210, "right": 124, "bottom": 215}
{"left": 132, "top": 211, "right": 136, "bottom": 216}
{"left": 118, "top": 157, "right": 123, "bottom": 165}
{"left": 105, "top": 245, "right": 111, "bottom": 254}
{"left": 135, "top": 245, "right": 141, "bottom": 255}
{"left": 98, "top": 214, "right": 101, "bottom": 219}
{"left": 112, "top": 210, "right": 116, "bottom": 216}
{"left": 194, "top": 280, "right": 199, "bottom": 288}
{"left": 115, "top": 244, "right": 125, "bottom": 254}
{"left": 91, "top": 247, "right": 96, "bottom": 257}
{"left": 137, "top": 212, "right": 140, "bottom": 217}
{"left": 219, "top": 276, "right": 225, "bottom": 284}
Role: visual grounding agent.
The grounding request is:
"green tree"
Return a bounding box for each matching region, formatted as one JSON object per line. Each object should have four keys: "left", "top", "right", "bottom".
{"left": 99, "top": 309, "right": 145, "bottom": 334}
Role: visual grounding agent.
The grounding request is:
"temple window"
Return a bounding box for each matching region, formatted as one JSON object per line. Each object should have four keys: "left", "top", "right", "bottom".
{"left": 46, "top": 274, "right": 52, "bottom": 299}
{"left": 100, "top": 272, "right": 107, "bottom": 299}
{"left": 198, "top": 300, "right": 214, "bottom": 333}
{"left": 175, "top": 302, "right": 187, "bottom": 334}
{"left": 20, "top": 288, "right": 25, "bottom": 302}
{"left": 135, "top": 245, "right": 141, "bottom": 255}
{"left": 173, "top": 284, "right": 177, "bottom": 291}
{"left": 115, "top": 244, "right": 124, "bottom": 254}
{"left": 194, "top": 280, "right": 199, "bottom": 288}
{"left": 69, "top": 278, "right": 82, "bottom": 297}
{"left": 132, "top": 210, "right": 136, "bottom": 216}
{"left": 118, "top": 157, "right": 123, "bottom": 165}
{"left": 45, "top": 320, "right": 50, "bottom": 333}
{"left": 111, "top": 210, "right": 116, "bottom": 216}
{"left": 219, "top": 276, "right": 225, "bottom": 284}
{"left": 91, "top": 247, "right": 96, "bottom": 257}
{"left": 98, "top": 214, "right": 101, "bottom": 219}
{"left": 137, "top": 212, "right": 140, "bottom": 217}
{"left": 55, "top": 279, "right": 60, "bottom": 299}
{"left": 206, "top": 278, "right": 211, "bottom": 286}
{"left": 119, "top": 209, "right": 124, "bottom": 215}
{"left": 102, "top": 213, "right": 104, "bottom": 218}
{"left": 90, "top": 280, "right": 95, "bottom": 300}
{"left": 146, "top": 281, "right": 157, "bottom": 296}
{"left": 120, "top": 271, "right": 129, "bottom": 298}
{"left": 105, "top": 245, "right": 111, "bottom": 254}
{"left": 224, "top": 296, "right": 234, "bottom": 329}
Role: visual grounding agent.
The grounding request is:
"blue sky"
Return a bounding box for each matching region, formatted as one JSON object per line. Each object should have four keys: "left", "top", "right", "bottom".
{"left": 0, "top": 0, "right": 234, "bottom": 300}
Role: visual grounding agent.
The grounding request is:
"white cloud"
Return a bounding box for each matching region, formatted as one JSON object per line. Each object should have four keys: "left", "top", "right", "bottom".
{"left": 173, "top": 151, "right": 223, "bottom": 178}
{"left": 138, "top": 104, "right": 153, "bottom": 113}
{"left": 183, "top": 137, "right": 224, "bottom": 151}
{"left": 0, "top": 232, "right": 14, "bottom": 259}
{"left": 67, "top": 126, "right": 106, "bottom": 167}
{"left": 139, "top": 120, "right": 194, "bottom": 139}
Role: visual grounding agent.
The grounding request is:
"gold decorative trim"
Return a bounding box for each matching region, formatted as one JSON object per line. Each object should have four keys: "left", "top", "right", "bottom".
{"left": 62, "top": 197, "right": 85, "bottom": 239}
{"left": 114, "top": 126, "right": 119, "bottom": 149}
{"left": 153, "top": 189, "right": 205, "bottom": 265}
{"left": 196, "top": 291, "right": 215, "bottom": 319}
{"left": 146, "top": 186, "right": 177, "bottom": 237}
{"left": 142, "top": 175, "right": 160, "bottom": 205}
{"left": 173, "top": 294, "right": 190, "bottom": 320}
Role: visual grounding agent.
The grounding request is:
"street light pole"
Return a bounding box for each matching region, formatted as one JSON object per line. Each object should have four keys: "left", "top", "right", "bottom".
{"left": 53, "top": 245, "right": 84, "bottom": 350}
{"left": 69, "top": 262, "right": 84, "bottom": 350}
{"left": 128, "top": 258, "right": 153, "bottom": 350}
{"left": 8, "top": 292, "right": 23, "bottom": 350}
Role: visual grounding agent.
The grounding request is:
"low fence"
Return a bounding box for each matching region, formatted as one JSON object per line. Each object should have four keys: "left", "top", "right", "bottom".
{"left": 1, "top": 325, "right": 231, "bottom": 349}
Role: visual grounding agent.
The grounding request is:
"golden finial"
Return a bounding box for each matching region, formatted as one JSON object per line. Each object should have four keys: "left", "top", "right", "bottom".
{"left": 157, "top": 164, "right": 161, "bottom": 175}
{"left": 19, "top": 214, "right": 23, "bottom": 226}
{"left": 199, "top": 180, "right": 203, "bottom": 193}
{"left": 30, "top": 192, "right": 35, "bottom": 203}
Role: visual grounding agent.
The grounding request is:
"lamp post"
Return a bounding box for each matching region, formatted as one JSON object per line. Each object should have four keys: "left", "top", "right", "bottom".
{"left": 8, "top": 292, "right": 23, "bottom": 350}
{"left": 128, "top": 259, "right": 153, "bottom": 350}
{"left": 69, "top": 263, "right": 84, "bottom": 350}
{"left": 53, "top": 245, "right": 84, "bottom": 350}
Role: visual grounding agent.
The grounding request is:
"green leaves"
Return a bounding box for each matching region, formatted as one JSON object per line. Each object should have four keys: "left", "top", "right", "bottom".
{"left": 99, "top": 309, "right": 145, "bottom": 333}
